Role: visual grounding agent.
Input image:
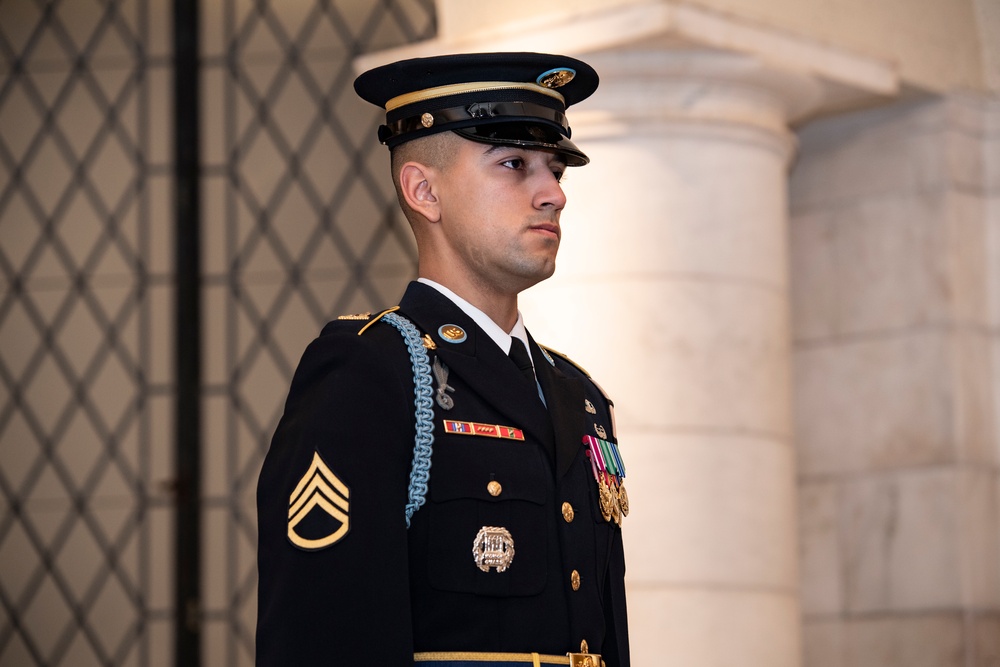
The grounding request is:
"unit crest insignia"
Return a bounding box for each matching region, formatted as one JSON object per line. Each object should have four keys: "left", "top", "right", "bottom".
{"left": 287, "top": 450, "right": 351, "bottom": 551}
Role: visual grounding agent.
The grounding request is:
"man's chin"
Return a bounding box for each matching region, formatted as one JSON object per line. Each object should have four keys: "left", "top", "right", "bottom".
{"left": 516, "top": 263, "right": 557, "bottom": 292}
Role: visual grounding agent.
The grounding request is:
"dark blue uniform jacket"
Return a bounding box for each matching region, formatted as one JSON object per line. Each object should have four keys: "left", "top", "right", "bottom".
{"left": 257, "top": 281, "right": 629, "bottom": 665}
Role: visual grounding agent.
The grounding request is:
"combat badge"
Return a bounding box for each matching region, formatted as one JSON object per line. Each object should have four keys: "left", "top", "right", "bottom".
{"left": 287, "top": 450, "right": 350, "bottom": 550}
{"left": 472, "top": 526, "right": 515, "bottom": 573}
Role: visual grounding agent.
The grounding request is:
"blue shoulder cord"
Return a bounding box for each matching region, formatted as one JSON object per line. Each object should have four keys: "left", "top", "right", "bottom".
{"left": 379, "top": 312, "right": 435, "bottom": 528}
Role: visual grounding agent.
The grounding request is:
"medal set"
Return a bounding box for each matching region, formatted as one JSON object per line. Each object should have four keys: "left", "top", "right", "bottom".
{"left": 583, "top": 434, "right": 628, "bottom": 525}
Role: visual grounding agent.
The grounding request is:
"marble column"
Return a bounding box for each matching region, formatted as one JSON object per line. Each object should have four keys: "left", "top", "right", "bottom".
{"left": 357, "top": 4, "right": 897, "bottom": 659}
{"left": 521, "top": 48, "right": 806, "bottom": 665}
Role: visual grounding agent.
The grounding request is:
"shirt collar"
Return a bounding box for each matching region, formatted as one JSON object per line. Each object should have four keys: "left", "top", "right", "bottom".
{"left": 417, "top": 278, "right": 533, "bottom": 365}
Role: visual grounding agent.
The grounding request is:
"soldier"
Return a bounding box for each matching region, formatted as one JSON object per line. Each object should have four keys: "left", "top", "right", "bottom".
{"left": 256, "top": 52, "right": 630, "bottom": 666}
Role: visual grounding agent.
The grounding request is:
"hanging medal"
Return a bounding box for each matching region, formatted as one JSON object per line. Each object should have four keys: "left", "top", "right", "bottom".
{"left": 584, "top": 434, "right": 628, "bottom": 525}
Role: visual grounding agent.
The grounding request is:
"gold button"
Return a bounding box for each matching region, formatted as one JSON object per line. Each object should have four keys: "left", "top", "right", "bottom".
{"left": 561, "top": 502, "right": 575, "bottom": 523}
{"left": 487, "top": 481, "right": 502, "bottom": 497}
{"left": 570, "top": 569, "right": 581, "bottom": 591}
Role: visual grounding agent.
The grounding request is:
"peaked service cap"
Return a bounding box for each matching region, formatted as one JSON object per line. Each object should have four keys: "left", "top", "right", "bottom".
{"left": 353, "top": 52, "right": 599, "bottom": 166}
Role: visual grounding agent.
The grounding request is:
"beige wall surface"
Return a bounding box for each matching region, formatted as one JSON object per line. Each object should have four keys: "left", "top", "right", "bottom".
{"left": 684, "top": 0, "right": 987, "bottom": 92}
{"left": 438, "top": 0, "right": 993, "bottom": 93}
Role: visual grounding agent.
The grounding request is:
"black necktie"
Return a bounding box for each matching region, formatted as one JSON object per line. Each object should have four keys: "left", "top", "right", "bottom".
{"left": 508, "top": 338, "right": 536, "bottom": 386}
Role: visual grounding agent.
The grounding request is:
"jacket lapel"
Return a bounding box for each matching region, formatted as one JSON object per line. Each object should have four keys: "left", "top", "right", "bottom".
{"left": 397, "top": 283, "right": 554, "bottom": 450}
{"left": 529, "top": 334, "right": 586, "bottom": 480}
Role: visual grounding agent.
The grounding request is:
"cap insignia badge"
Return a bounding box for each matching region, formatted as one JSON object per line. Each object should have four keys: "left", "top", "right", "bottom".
{"left": 536, "top": 67, "right": 576, "bottom": 89}
{"left": 438, "top": 324, "right": 467, "bottom": 343}
{"left": 472, "top": 526, "right": 515, "bottom": 573}
{"left": 287, "top": 450, "right": 350, "bottom": 550}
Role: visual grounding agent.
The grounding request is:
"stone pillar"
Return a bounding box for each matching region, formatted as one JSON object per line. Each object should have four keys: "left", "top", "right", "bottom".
{"left": 356, "top": 4, "right": 898, "bottom": 663}
{"left": 521, "top": 48, "right": 805, "bottom": 666}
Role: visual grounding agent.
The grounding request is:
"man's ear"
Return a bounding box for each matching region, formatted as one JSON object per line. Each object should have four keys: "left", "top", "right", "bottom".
{"left": 399, "top": 162, "right": 441, "bottom": 223}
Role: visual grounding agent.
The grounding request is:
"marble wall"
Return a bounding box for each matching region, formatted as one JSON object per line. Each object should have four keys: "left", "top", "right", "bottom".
{"left": 790, "top": 93, "right": 1000, "bottom": 666}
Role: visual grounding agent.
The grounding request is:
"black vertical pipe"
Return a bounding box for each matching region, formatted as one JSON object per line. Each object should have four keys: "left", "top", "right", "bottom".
{"left": 173, "top": 0, "right": 201, "bottom": 664}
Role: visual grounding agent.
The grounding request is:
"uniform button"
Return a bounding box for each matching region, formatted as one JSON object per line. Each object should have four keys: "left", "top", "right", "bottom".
{"left": 487, "top": 481, "right": 502, "bottom": 497}
{"left": 570, "top": 569, "right": 581, "bottom": 591}
{"left": 561, "top": 502, "right": 575, "bottom": 523}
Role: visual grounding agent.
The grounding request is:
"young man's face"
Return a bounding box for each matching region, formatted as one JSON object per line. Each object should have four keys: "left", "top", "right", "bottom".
{"left": 434, "top": 136, "right": 569, "bottom": 296}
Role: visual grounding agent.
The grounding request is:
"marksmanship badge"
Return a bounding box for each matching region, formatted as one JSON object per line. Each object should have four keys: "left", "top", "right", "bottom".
{"left": 472, "top": 526, "right": 515, "bottom": 573}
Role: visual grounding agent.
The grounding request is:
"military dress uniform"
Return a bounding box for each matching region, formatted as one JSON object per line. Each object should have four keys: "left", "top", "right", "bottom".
{"left": 256, "top": 52, "right": 630, "bottom": 666}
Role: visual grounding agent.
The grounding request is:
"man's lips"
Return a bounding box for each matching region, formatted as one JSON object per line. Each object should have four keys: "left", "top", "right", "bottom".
{"left": 530, "top": 222, "right": 561, "bottom": 239}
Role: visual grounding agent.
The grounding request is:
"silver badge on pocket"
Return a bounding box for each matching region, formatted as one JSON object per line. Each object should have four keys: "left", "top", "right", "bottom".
{"left": 472, "top": 526, "right": 515, "bottom": 573}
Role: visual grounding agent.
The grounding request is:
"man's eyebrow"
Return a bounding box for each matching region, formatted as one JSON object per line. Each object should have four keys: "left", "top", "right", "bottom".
{"left": 481, "top": 144, "right": 567, "bottom": 166}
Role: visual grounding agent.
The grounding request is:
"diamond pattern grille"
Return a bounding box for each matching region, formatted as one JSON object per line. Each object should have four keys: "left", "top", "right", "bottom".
{"left": 0, "top": 1, "right": 169, "bottom": 666}
{"left": 202, "top": 0, "right": 433, "bottom": 663}
{"left": 0, "top": 0, "right": 433, "bottom": 663}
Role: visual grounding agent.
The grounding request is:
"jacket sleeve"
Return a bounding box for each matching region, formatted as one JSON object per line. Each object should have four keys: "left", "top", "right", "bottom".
{"left": 256, "top": 323, "right": 416, "bottom": 665}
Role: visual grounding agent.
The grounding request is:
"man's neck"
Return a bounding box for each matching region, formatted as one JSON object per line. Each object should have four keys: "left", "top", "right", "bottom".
{"left": 417, "top": 274, "right": 519, "bottom": 333}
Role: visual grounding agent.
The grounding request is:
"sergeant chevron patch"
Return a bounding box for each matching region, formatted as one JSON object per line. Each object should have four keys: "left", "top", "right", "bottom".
{"left": 287, "top": 450, "right": 351, "bottom": 551}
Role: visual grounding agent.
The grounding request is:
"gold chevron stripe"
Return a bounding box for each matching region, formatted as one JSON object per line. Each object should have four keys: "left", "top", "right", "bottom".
{"left": 287, "top": 450, "right": 351, "bottom": 550}
{"left": 288, "top": 472, "right": 349, "bottom": 519}
{"left": 289, "top": 451, "right": 349, "bottom": 509}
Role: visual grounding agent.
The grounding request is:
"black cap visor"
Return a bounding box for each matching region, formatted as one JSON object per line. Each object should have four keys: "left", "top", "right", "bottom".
{"left": 453, "top": 121, "right": 589, "bottom": 167}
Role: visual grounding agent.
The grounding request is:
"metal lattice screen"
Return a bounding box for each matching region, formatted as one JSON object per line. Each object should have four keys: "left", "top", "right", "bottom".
{"left": 0, "top": 0, "right": 174, "bottom": 665}
{"left": 0, "top": 0, "right": 435, "bottom": 665}
{"left": 200, "top": 0, "right": 433, "bottom": 663}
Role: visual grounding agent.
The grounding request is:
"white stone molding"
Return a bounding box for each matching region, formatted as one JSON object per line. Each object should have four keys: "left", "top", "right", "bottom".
{"left": 354, "top": 1, "right": 898, "bottom": 123}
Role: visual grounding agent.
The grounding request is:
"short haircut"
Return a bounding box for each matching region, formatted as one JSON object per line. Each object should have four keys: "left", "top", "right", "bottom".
{"left": 390, "top": 131, "right": 465, "bottom": 226}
